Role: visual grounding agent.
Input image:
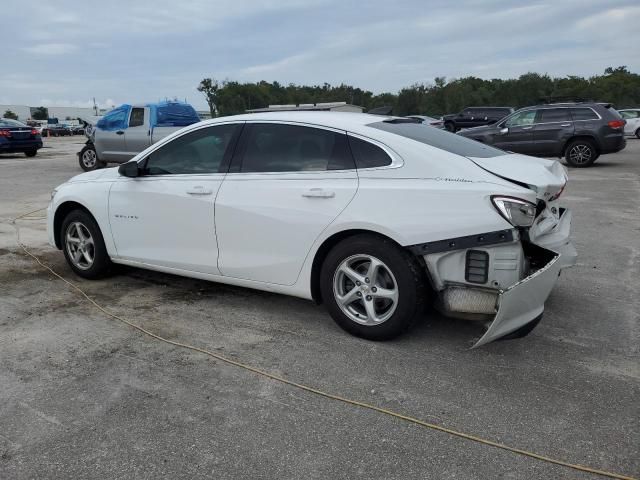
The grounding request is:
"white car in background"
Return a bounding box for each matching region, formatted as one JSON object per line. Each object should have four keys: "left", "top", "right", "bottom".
{"left": 47, "top": 112, "right": 576, "bottom": 347}
{"left": 619, "top": 109, "right": 640, "bottom": 138}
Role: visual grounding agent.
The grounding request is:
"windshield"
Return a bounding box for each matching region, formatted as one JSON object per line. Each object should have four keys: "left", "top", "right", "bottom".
{"left": 0, "top": 118, "right": 27, "bottom": 127}
{"left": 368, "top": 121, "right": 507, "bottom": 158}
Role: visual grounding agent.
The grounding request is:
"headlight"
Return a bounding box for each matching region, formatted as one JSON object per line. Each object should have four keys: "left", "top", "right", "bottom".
{"left": 491, "top": 196, "right": 536, "bottom": 227}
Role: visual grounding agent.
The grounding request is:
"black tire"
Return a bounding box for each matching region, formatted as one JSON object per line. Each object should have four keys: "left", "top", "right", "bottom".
{"left": 444, "top": 122, "right": 456, "bottom": 132}
{"left": 61, "top": 209, "right": 112, "bottom": 279}
{"left": 24, "top": 149, "right": 37, "bottom": 157}
{"left": 79, "top": 145, "right": 99, "bottom": 171}
{"left": 320, "top": 234, "right": 427, "bottom": 340}
{"left": 564, "top": 139, "right": 599, "bottom": 167}
{"left": 635, "top": 128, "right": 640, "bottom": 140}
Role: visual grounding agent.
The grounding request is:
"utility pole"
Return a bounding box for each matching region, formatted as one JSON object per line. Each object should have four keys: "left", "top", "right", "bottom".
{"left": 93, "top": 97, "right": 98, "bottom": 116}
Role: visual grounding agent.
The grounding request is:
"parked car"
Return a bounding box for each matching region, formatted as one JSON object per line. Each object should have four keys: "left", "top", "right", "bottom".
{"left": 442, "top": 107, "right": 514, "bottom": 132}
{"left": 78, "top": 101, "right": 200, "bottom": 171}
{"left": 42, "top": 125, "right": 71, "bottom": 137}
{"left": 48, "top": 112, "right": 576, "bottom": 347}
{"left": 458, "top": 102, "right": 626, "bottom": 167}
{"left": 0, "top": 118, "right": 43, "bottom": 157}
{"left": 405, "top": 115, "right": 444, "bottom": 128}
{"left": 619, "top": 109, "right": 640, "bottom": 138}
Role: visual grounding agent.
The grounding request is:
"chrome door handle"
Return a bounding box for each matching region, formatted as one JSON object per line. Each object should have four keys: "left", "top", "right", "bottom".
{"left": 560, "top": 123, "right": 571, "bottom": 127}
{"left": 521, "top": 126, "right": 533, "bottom": 130}
{"left": 302, "top": 188, "right": 335, "bottom": 198}
{"left": 186, "top": 186, "right": 213, "bottom": 195}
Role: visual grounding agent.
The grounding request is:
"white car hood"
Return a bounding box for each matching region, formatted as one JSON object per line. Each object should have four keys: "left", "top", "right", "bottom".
{"left": 468, "top": 154, "right": 567, "bottom": 200}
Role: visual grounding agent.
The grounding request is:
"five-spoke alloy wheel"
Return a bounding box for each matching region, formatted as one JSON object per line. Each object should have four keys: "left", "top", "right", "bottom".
{"left": 320, "top": 234, "right": 427, "bottom": 340}
{"left": 61, "top": 209, "right": 112, "bottom": 278}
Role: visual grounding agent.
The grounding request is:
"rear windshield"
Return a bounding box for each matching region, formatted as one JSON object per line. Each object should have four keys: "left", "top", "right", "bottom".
{"left": 0, "top": 119, "right": 26, "bottom": 127}
{"left": 368, "top": 122, "right": 507, "bottom": 158}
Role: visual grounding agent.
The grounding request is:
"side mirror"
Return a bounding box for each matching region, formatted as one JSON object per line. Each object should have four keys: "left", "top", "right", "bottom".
{"left": 499, "top": 127, "right": 509, "bottom": 135}
{"left": 118, "top": 161, "right": 140, "bottom": 178}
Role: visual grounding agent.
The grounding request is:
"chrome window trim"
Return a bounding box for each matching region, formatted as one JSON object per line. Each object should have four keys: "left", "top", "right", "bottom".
{"left": 501, "top": 106, "right": 601, "bottom": 127}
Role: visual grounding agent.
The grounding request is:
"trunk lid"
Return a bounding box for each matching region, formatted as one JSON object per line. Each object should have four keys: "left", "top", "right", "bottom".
{"left": 467, "top": 153, "right": 567, "bottom": 201}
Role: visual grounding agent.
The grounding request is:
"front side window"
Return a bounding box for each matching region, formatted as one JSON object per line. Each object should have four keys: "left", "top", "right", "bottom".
{"left": 505, "top": 110, "right": 537, "bottom": 127}
{"left": 620, "top": 110, "right": 639, "bottom": 119}
{"left": 238, "top": 123, "right": 354, "bottom": 173}
{"left": 144, "top": 124, "right": 238, "bottom": 175}
{"left": 97, "top": 105, "right": 129, "bottom": 131}
{"left": 538, "top": 108, "right": 572, "bottom": 123}
{"left": 129, "top": 108, "right": 145, "bottom": 127}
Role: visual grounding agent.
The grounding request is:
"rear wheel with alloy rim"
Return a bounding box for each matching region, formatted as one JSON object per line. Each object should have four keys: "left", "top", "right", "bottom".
{"left": 320, "top": 234, "right": 427, "bottom": 340}
{"left": 565, "top": 139, "right": 598, "bottom": 167}
{"left": 61, "top": 209, "right": 112, "bottom": 278}
{"left": 636, "top": 128, "right": 640, "bottom": 139}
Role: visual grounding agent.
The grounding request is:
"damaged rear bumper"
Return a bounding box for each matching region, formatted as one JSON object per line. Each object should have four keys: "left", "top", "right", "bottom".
{"left": 420, "top": 208, "right": 576, "bottom": 347}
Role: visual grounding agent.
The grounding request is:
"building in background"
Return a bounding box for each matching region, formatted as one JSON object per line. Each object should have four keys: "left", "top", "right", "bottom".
{"left": 246, "top": 102, "right": 364, "bottom": 113}
{"left": 0, "top": 105, "right": 32, "bottom": 121}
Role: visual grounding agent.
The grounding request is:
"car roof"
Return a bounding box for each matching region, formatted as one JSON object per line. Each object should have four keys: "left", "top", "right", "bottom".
{"left": 200, "top": 111, "right": 391, "bottom": 133}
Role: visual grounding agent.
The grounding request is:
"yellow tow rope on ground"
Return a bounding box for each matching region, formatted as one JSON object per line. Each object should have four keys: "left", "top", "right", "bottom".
{"left": 10, "top": 208, "right": 638, "bottom": 480}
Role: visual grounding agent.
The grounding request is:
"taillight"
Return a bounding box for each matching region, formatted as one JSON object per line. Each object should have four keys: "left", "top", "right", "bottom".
{"left": 31, "top": 128, "right": 39, "bottom": 135}
{"left": 608, "top": 119, "right": 625, "bottom": 129}
{"left": 0, "top": 129, "right": 11, "bottom": 137}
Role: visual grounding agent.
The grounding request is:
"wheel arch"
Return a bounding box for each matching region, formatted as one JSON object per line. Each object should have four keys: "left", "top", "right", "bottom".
{"left": 562, "top": 135, "right": 600, "bottom": 156}
{"left": 309, "top": 228, "right": 428, "bottom": 304}
{"left": 53, "top": 201, "right": 98, "bottom": 249}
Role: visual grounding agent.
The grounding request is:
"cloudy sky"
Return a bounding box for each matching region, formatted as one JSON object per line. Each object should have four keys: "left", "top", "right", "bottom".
{"left": 1, "top": 0, "right": 638, "bottom": 111}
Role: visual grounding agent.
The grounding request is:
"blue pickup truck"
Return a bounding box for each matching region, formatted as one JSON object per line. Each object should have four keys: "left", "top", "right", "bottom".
{"left": 78, "top": 101, "right": 200, "bottom": 171}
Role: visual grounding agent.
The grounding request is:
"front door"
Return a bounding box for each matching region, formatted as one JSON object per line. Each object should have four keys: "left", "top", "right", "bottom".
{"left": 215, "top": 122, "right": 358, "bottom": 285}
{"left": 94, "top": 105, "right": 129, "bottom": 162}
{"left": 493, "top": 110, "right": 537, "bottom": 154}
{"left": 124, "top": 106, "right": 150, "bottom": 159}
{"left": 109, "top": 123, "right": 241, "bottom": 274}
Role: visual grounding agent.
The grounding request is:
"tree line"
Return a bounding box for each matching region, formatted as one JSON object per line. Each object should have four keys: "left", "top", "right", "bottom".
{"left": 198, "top": 66, "right": 640, "bottom": 118}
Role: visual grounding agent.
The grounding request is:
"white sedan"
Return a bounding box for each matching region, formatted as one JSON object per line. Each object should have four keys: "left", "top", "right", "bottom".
{"left": 47, "top": 112, "right": 576, "bottom": 347}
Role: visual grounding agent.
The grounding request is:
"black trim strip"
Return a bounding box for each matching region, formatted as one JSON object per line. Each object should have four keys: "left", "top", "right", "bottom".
{"left": 408, "top": 229, "right": 514, "bottom": 255}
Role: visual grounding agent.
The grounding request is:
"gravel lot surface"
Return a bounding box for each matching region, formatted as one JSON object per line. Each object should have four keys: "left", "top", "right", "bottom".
{"left": 1, "top": 135, "right": 638, "bottom": 479}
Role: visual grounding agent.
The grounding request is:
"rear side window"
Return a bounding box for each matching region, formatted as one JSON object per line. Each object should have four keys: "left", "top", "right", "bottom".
{"left": 369, "top": 122, "right": 507, "bottom": 158}
{"left": 538, "top": 108, "right": 572, "bottom": 123}
{"left": 570, "top": 108, "right": 599, "bottom": 120}
{"left": 238, "top": 123, "right": 354, "bottom": 173}
{"left": 348, "top": 136, "right": 392, "bottom": 168}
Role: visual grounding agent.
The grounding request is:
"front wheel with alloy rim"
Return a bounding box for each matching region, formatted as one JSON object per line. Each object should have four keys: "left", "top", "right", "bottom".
{"left": 565, "top": 139, "right": 598, "bottom": 167}
{"left": 79, "top": 145, "right": 104, "bottom": 171}
{"left": 636, "top": 128, "right": 640, "bottom": 139}
{"left": 320, "top": 234, "right": 427, "bottom": 340}
{"left": 61, "top": 209, "right": 112, "bottom": 279}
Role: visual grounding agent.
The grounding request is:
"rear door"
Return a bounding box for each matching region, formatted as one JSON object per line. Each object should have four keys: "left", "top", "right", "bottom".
{"left": 215, "top": 122, "right": 358, "bottom": 285}
{"left": 493, "top": 110, "right": 536, "bottom": 153}
{"left": 123, "top": 107, "right": 150, "bottom": 157}
{"left": 531, "top": 108, "right": 574, "bottom": 156}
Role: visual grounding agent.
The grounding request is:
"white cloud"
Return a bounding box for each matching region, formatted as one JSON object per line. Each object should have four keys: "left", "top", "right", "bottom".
{"left": 23, "top": 43, "right": 78, "bottom": 55}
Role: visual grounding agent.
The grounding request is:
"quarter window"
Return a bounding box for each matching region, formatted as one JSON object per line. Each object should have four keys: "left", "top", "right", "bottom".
{"left": 505, "top": 110, "right": 536, "bottom": 127}
{"left": 348, "top": 136, "right": 392, "bottom": 168}
{"left": 144, "top": 124, "right": 238, "bottom": 175}
{"left": 238, "top": 124, "right": 354, "bottom": 173}
{"left": 538, "top": 108, "right": 572, "bottom": 123}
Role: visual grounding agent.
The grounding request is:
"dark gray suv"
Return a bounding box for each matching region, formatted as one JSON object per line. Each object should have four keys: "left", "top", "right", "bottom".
{"left": 458, "top": 103, "right": 626, "bottom": 167}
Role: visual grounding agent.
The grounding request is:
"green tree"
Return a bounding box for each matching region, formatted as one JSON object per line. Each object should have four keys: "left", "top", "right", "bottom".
{"left": 31, "top": 106, "right": 48, "bottom": 120}
{"left": 3, "top": 110, "right": 18, "bottom": 120}
{"left": 197, "top": 78, "right": 221, "bottom": 117}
